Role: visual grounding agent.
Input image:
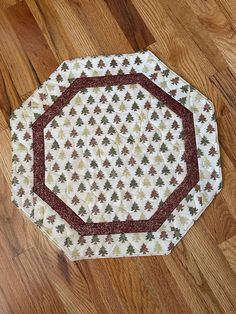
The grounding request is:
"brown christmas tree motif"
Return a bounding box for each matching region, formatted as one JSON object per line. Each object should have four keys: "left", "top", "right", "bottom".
{"left": 44, "top": 84, "right": 187, "bottom": 223}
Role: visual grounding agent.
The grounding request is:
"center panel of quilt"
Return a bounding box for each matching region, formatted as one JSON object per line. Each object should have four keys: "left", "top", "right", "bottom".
{"left": 44, "top": 83, "right": 187, "bottom": 223}
{"left": 33, "top": 73, "right": 199, "bottom": 235}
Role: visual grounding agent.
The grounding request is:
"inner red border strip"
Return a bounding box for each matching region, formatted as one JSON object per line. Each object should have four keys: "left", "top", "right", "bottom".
{"left": 32, "top": 73, "right": 199, "bottom": 235}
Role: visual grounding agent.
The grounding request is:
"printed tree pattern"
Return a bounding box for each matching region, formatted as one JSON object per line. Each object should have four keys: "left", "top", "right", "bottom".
{"left": 11, "top": 51, "right": 222, "bottom": 260}
{"left": 44, "top": 84, "right": 186, "bottom": 223}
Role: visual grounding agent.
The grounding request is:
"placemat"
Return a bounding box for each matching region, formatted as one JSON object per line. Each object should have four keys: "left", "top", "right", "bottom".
{"left": 11, "top": 51, "right": 222, "bottom": 260}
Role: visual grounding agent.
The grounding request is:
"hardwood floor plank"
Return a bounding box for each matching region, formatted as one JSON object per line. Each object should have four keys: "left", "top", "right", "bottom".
{"left": 104, "top": 0, "right": 155, "bottom": 50}
{"left": 0, "top": 8, "right": 37, "bottom": 97}
{"left": 169, "top": 222, "right": 236, "bottom": 312}
{"left": 184, "top": 0, "right": 236, "bottom": 72}
{"left": 13, "top": 248, "right": 67, "bottom": 313}
{"left": 70, "top": 0, "right": 133, "bottom": 55}
{"left": 0, "top": 128, "right": 11, "bottom": 187}
{"left": 219, "top": 236, "right": 236, "bottom": 276}
{"left": 7, "top": 1, "right": 59, "bottom": 83}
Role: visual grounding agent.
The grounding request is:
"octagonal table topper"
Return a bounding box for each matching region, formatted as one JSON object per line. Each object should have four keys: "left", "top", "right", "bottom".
{"left": 11, "top": 51, "right": 222, "bottom": 260}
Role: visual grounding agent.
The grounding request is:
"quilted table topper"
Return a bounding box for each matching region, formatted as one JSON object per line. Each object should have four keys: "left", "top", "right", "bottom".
{"left": 11, "top": 51, "right": 222, "bottom": 260}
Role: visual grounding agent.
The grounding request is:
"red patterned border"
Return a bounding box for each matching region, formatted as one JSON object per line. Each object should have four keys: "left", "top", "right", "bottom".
{"left": 32, "top": 73, "right": 199, "bottom": 235}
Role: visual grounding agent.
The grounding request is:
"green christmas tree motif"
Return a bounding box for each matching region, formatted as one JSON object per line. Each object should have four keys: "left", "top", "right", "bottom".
{"left": 119, "top": 233, "right": 127, "bottom": 243}
{"left": 181, "top": 85, "right": 189, "bottom": 93}
{"left": 84, "top": 171, "right": 92, "bottom": 180}
{"left": 162, "top": 69, "right": 170, "bottom": 77}
{"left": 90, "top": 160, "right": 98, "bottom": 169}
{"left": 179, "top": 97, "right": 187, "bottom": 105}
{"left": 111, "top": 192, "right": 119, "bottom": 202}
{"left": 65, "top": 161, "right": 72, "bottom": 171}
{"left": 78, "top": 182, "right": 86, "bottom": 192}
{"left": 171, "top": 227, "right": 182, "bottom": 239}
{"left": 91, "top": 235, "right": 100, "bottom": 244}
{"left": 59, "top": 173, "right": 66, "bottom": 183}
{"left": 87, "top": 95, "right": 95, "bottom": 104}
{"left": 85, "top": 60, "right": 93, "bottom": 69}
{"left": 126, "top": 244, "right": 135, "bottom": 255}
{"left": 107, "top": 104, "right": 114, "bottom": 113}
{"left": 160, "top": 143, "right": 168, "bottom": 153}
{"left": 135, "top": 167, "right": 144, "bottom": 177}
{"left": 56, "top": 224, "right": 65, "bottom": 233}
{"left": 189, "top": 206, "right": 197, "bottom": 216}
{"left": 12, "top": 176, "right": 19, "bottom": 186}
{"left": 99, "top": 246, "right": 108, "bottom": 256}
{"left": 12, "top": 133, "right": 18, "bottom": 142}
{"left": 78, "top": 206, "right": 86, "bottom": 216}
{"left": 131, "top": 102, "right": 139, "bottom": 111}
{"left": 105, "top": 86, "right": 113, "bottom": 92}
{"left": 152, "top": 132, "right": 161, "bottom": 142}
{"left": 146, "top": 232, "right": 155, "bottom": 241}
{"left": 109, "top": 146, "right": 117, "bottom": 157}
{"left": 131, "top": 202, "right": 140, "bottom": 212}
{"left": 130, "top": 179, "right": 138, "bottom": 188}
{"left": 134, "top": 56, "right": 142, "bottom": 65}
{"left": 126, "top": 113, "right": 134, "bottom": 122}
{"left": 18, "top": 165, "right": 26, "bottom": 174}
{"left": 52, "top": 140, "right": 60, "bottom": 150}
{"left": 12, "top": 154, "right": 19, "bottom": 163}
{"left": 112, "top": 93, "right": 120, "bottom": 102}
{"left": 77, "top": 139, "right": 85, "bottom": 148}
{"left": 162, "top": 165, "right": 170, "bottom": 175}
{"left": 76, "top": 117, "right": 84, "bottom": 126}
{"left": 151, "top": 111, "right": 159, "bottom": 120}
{"left": 200, "top": 136, "right": 210, "bottom": 146}
{"left": 137, "top": 89, "right": 145, "bottom": 100}
{"left": 61, "top": 62, "right": 69, "bottom": 71}
{"left": 104, "top": 180, "right": 112, "bottom": 191}
{"left": 110, "top": 59, "right": 118, "bottom": 68}
{"left": 156, "top": 177, "right": 164, "bottom": 187}
{"left": 101, "top": 115, "right": 109, "bottom": 125}
{"left": 105, "top": 204, "right": 113, "bottom": 214}
{"left": 118, "top": 69, "right": 124, "bottom": 75}
{"left": 81, "top": 106, "right": 89, "bottom": 115}
{"left": 108, "top": 125, "right": 116, "bottom": 135}
{"left": 127, "top": 135, "right": 135, "bottom": 144}
{"left": 83, "top": 149, "right": 91, "bottom": 158}
{"left": 35, "top": 219, "right": 43, "bottom": 227}
{"left": 64, "top": 237, "right": 73, "bottom": 248}
{"left": 141, "top": 156, "right": 149, "bottom": 165}
{"left": 115, "top": 157, "right": 124, "bottom": 167}
{"left": 102, "top": 137, "right": 110, "bottom": 146}
{"left": 53, "top": 185, "right": 60, "bottom": 194}
{"left": 167, "top": 153, "right": 176, "bottom": 164}
{"left": 110, "top": 169, "right": 118, "bottom": 179}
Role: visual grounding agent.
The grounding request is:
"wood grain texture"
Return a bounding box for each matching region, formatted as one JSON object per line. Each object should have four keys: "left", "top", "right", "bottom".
{"left": 0, "top": 0, "right": 236, "bottom": 313}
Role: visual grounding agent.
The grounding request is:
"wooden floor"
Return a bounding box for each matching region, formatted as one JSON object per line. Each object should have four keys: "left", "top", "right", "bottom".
{"left": 0, "top": 0, "right": 236, "bottom": 313}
